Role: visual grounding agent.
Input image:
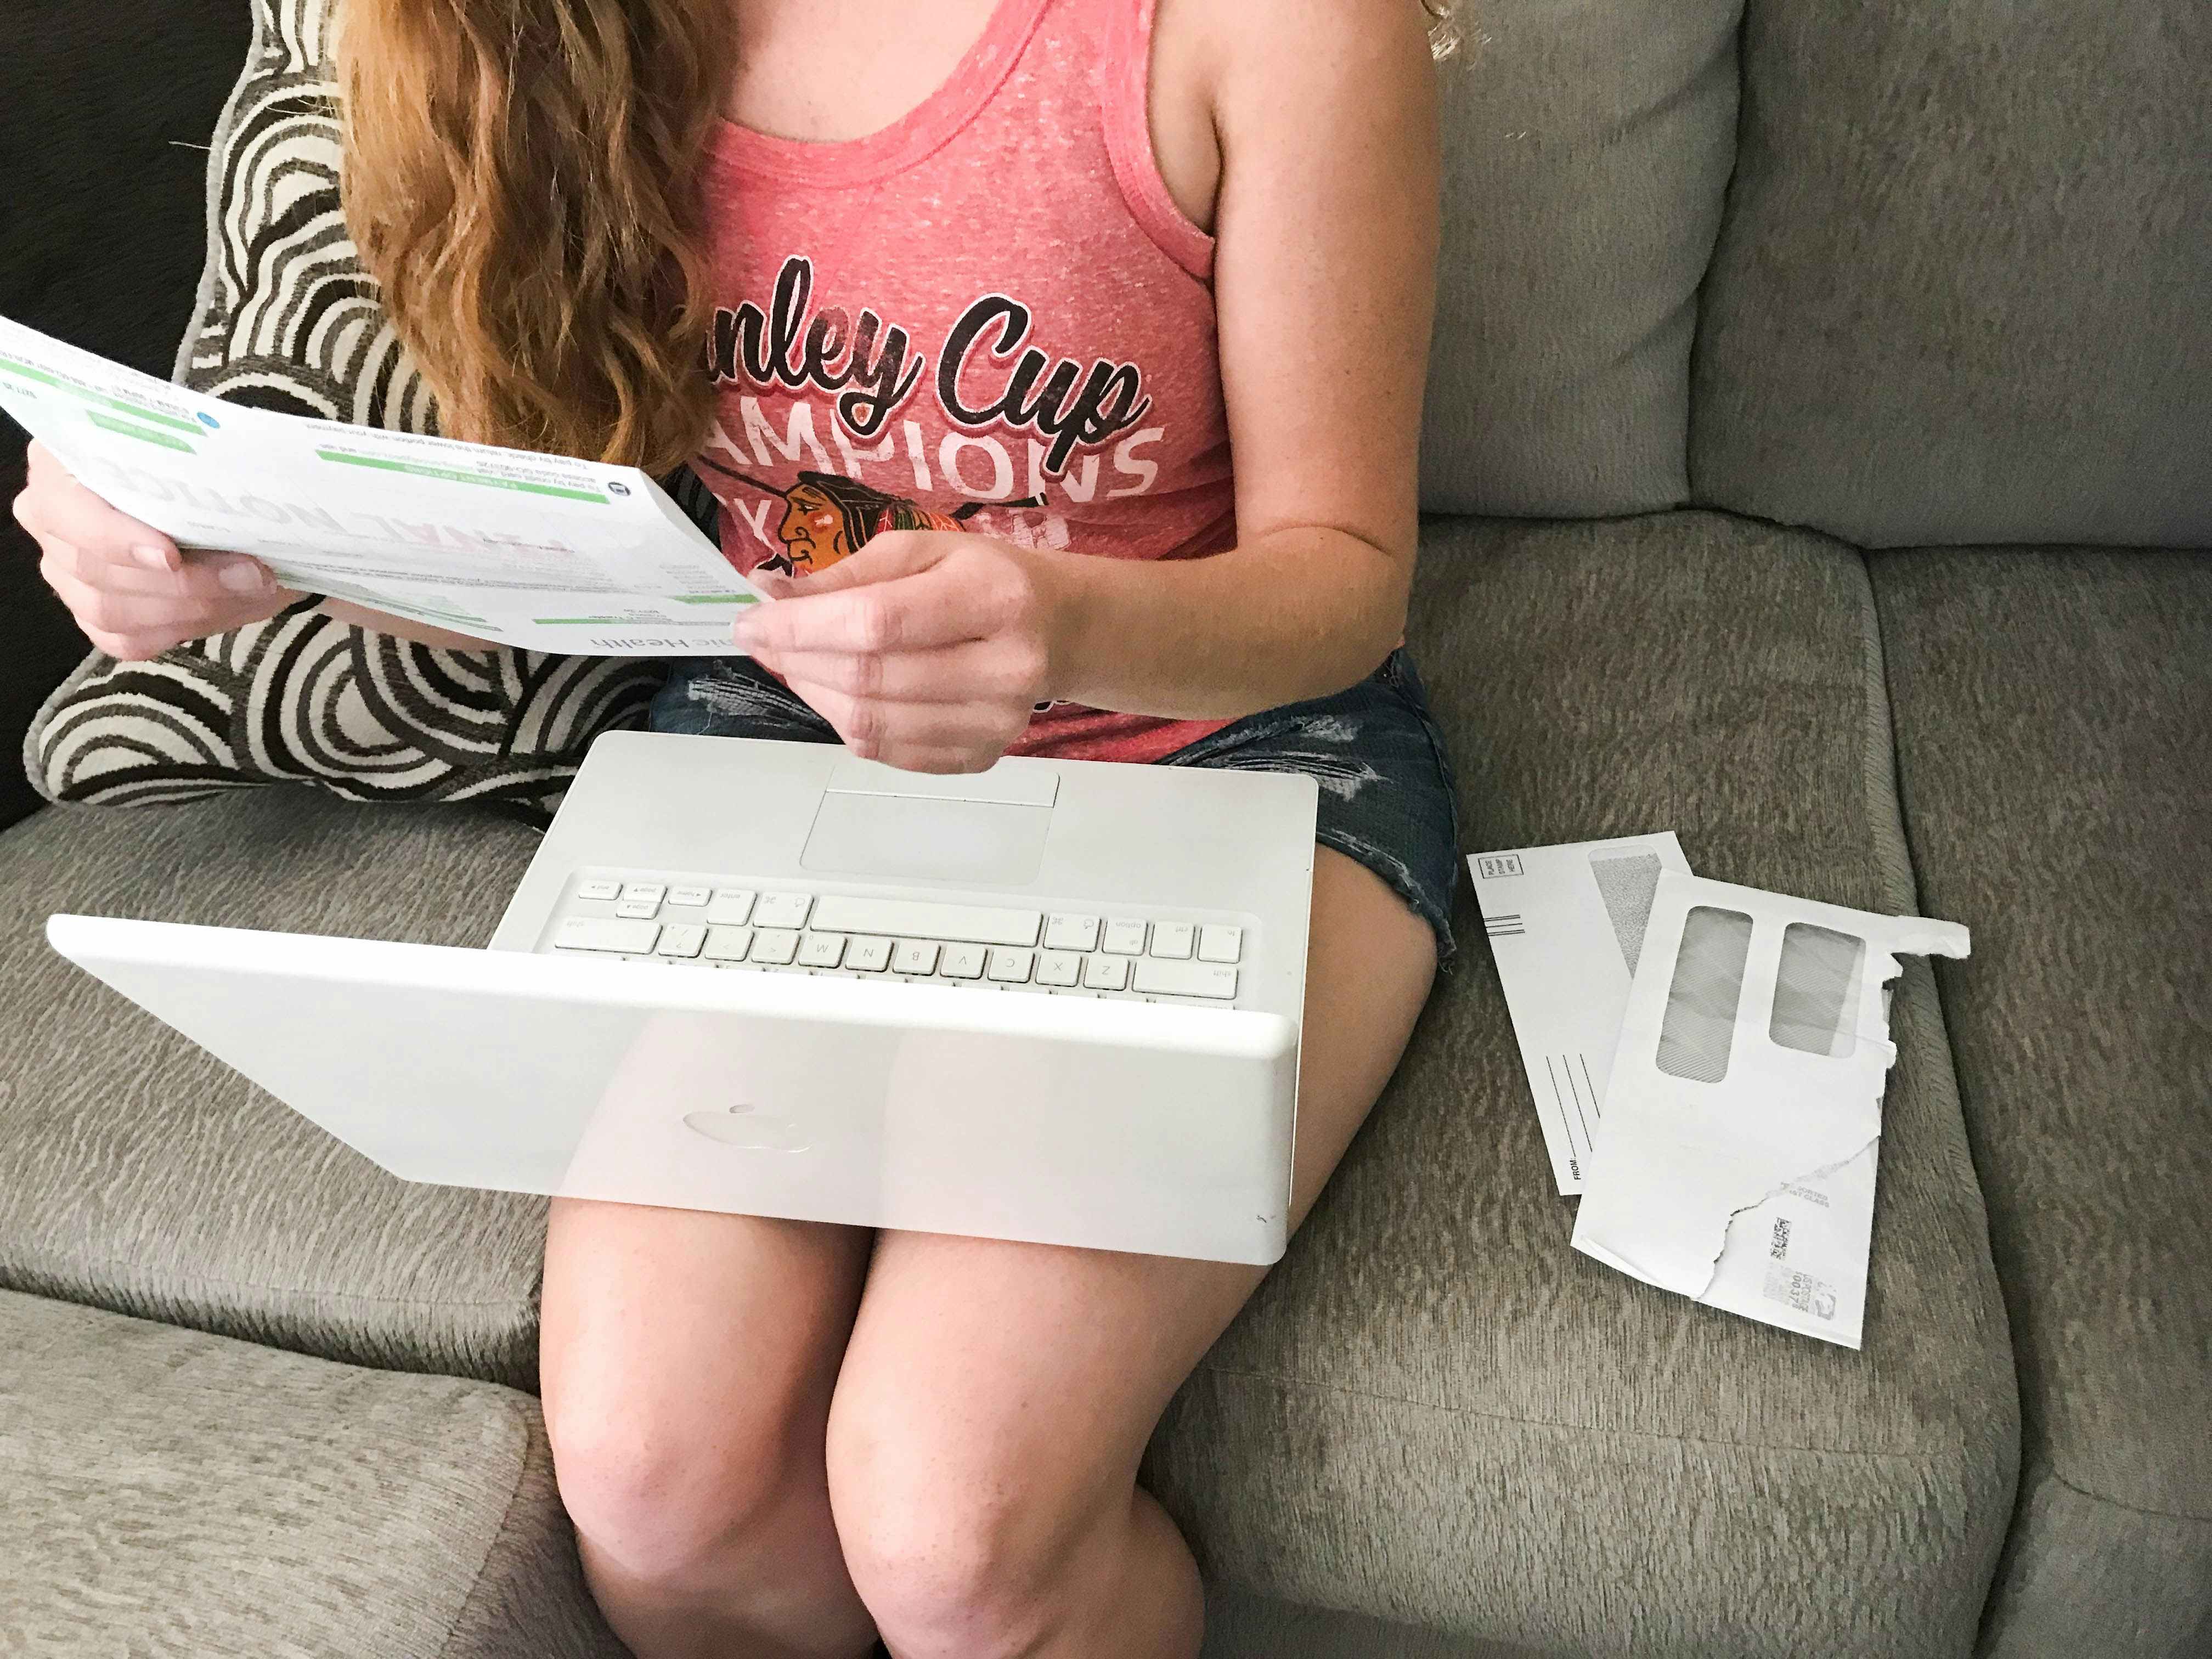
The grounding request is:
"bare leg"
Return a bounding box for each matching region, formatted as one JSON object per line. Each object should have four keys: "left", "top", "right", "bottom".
{"left": 540, "top": 1201, "right": 879, "bottom": 1659}
{"left": 825, "top": 848, "right": 1437, "bottom": 1659}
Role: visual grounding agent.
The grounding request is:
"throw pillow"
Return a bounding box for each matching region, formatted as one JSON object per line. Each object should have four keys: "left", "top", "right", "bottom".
{"left": 21, "top": 0, "right": 697, "bottom": 827}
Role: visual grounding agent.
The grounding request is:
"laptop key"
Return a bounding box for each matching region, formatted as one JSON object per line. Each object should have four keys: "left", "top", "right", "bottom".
{"left": 1198, "top": 925, "right": 1243, "bottom": 963}
{"left": 556, "top": 917, "right": 659, "bottom": 954}
{"left": 1102, "top": 919, "right": 1147, "bottom": 955}
{"left": 656, "top": 924, "right": 707, "bottom": 958}
{"left": 939, "top": 943, "right": 988, "bottom": 980}
{"left": 810, "top": 895, "right": 1041, "bottom": 947}
{"left": 707, "top": 889, "right": 757, "bottom": 926}
{"left": 575, "top": 878, "right": 622, "bottom": 902}
{"left": 797, "top": 932, "right": 847, "bottom": 968}
{"left": 1043, "top": 913, "right": 1102, "bottom": 951}
{"left": 1131, "top": 959, "right": 1237, "bottom": 1000}
{"left": 749, "top": 928, "right": 800, "bottom": 964}
{"left": 1148, "top": 923, "right": 1195, "bottom": 960}
{"left": 1082, "top": 954, "right": 1131, "bottom": 991}
{"left": 753, "top": 892, "right": 812, "bottom": 929}
{"left": 619, "top": 882, "right": 666, "bottom": 906}
{"left": 666, "top": 885, "right": 710, "bottom": 907}
{"left": 890, "top": 939, "right": 940, "bottom": 974}
{"left": 987, "top": 947, "right": 1035, "bottom": 982}
{"left": 845, "top": 936, "right": 894, "bottom": 972}
{"left": 703, "top": 926, "right": 754, "bottom": 961}
{"left": 1035, "top": 950, "right": 1081, "bottom": 987}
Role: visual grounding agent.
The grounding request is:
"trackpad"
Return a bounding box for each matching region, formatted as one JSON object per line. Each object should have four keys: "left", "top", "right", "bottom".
{"left": 800, "top": 792, "right": 1050, "bottom": 883}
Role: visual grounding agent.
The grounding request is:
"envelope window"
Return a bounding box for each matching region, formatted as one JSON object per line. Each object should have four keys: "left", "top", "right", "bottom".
{"left": 1769, "top": 923, "right": 1865, "bottom": 1058}
{"left": 1656, "top": 906, "right": 1754, "bottom": 1083}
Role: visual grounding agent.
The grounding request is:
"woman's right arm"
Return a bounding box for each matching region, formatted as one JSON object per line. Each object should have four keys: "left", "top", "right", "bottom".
{"left": 12, "top": 441, "right": 503, "bottom": 656}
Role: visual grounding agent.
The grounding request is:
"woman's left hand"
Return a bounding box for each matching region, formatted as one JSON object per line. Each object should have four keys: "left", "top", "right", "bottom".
{"left": 731, "top": 531, "right": 1071, "bottom": 774}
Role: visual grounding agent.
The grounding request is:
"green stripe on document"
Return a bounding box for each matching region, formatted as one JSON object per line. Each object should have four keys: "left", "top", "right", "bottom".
{"left": 316, "top": 449, "right": 608, "bottom": 502}
{"left": 673, "top": 593, "right": 759, "bottom": 605}
{"left": 0, "top": 354, "right": 205, "bottom": 435}
{"left": 88, "top": 411, "right": 195, "bottom": 452}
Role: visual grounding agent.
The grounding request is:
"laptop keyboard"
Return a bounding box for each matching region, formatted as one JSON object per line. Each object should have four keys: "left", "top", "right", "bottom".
{"left": 541, "top": 874, "right": 1253, "bottom": 1008}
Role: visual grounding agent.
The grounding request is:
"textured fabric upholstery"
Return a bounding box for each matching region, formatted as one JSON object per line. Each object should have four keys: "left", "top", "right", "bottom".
{"left": 1145, "top": 512, "right": 2019, "bottom": 1657}
{"left": 1871, "top": 550, "right": 2212, "bottom": 1658}
{"left": 0, "top": 1288, "right": 621, "bottom": 1658}
{"left": 1689, "top": 0, "right": 2212, "bottom": 548}
{"left": 1419, "top": 0, "right": 1737, "bottom": 518}
{"left": 1204, "top": 1587, "right": 1532, "bottom": 1658}
{"left": 0, "top": 791, "right": 550, "bottom": 1385}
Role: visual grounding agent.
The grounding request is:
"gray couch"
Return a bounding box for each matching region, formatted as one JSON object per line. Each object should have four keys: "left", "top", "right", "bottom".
{"left": 2, "top": 0, "right": 2204, "bottom": 1655}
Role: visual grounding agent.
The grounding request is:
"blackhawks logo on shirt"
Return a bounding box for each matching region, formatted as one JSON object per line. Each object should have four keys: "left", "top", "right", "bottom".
{"left": 697, "top": 459, "right": 1037, "bottom": 577}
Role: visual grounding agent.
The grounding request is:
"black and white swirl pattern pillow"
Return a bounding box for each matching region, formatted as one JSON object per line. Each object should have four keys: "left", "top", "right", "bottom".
{"left": 21, "top": 0, "right": 685, "bottom": 826}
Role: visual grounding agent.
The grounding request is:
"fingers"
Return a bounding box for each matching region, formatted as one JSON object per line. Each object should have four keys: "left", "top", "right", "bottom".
{"left": 65, "top": 594, "right": 295, "bottom": 662}
{"left": 16, "top": 442, "right": 293, "bottom": 658}
{"left": 753, "top": 637, "right": 1046, "bottom": 706}
{"left": 17, "top": 443, "right": 180, "bottom": 573}
{"left": 46, "top": 565, "right": 295, "bottom": 659}
{"left": 737, "top": 531, "right": 1038, "bottom": 658}
{"left": 738, "top": 569, "right": 985, "bottom": 658}
{"left": 42, "top": 556, "right": 276, "bottom": 628}
{"left": 766, "top": 531, "right": 944, "bottom": 596}
{"left": 783, "top": 676, "right": 1028, "bottom": 771}
{"left": 39, "top": 534, "right": 277, "bottom": 601}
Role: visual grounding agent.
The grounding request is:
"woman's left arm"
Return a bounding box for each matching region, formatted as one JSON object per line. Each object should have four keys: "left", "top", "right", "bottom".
{"left": 737, "top": 0, "right": 1438, "bottom": 761}
{"left": 1047, "top": 0, "right": 1441, "bottom": 718}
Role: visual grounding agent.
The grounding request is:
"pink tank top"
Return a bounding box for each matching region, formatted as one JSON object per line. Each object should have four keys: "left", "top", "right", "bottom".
{"left": 696, "top": 0, "right": 1234, "bottom": 762}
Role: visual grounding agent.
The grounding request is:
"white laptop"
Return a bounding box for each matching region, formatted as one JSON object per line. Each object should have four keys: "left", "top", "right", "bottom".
{"left": 47, "top": 732, "right": 1317, "bottom": 1263}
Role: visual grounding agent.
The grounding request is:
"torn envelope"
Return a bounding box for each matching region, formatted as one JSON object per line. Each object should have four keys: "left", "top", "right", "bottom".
{"left": 1468, "top": 833, "right": 1695, "bottom": 1193}
{"left": 1570, "top": 873, "right": 1970, "bottom": 1347}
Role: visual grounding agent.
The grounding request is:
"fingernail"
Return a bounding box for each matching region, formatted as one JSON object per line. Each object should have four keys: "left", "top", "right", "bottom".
{"left": 218, "top": 560, "right": 269, "bottom": 594}
{"left": 132, "top": 543, "right": 173, "bottom": 572}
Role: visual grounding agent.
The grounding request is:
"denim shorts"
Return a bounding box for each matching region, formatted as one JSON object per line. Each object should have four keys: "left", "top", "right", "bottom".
{"left": 650, "top": 651, "right": 1462, "bottom": 960}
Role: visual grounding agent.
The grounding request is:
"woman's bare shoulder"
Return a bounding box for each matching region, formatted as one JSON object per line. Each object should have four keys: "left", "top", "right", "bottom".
{"left": 1149, "top": 0, "right": 1436, "bottom": 233}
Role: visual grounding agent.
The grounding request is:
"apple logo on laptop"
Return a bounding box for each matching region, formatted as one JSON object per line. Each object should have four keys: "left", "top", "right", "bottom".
{"left": 682, "top": 1102, "right": 811, "bottom": 1152}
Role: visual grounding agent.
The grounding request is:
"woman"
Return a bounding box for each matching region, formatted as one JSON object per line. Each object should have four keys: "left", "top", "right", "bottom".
{"left": 13, "top": 0, "right": 1454, "bottom": 1652}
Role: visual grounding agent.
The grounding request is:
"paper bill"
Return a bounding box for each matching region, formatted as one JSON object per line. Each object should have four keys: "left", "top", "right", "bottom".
{"left": 1467, "top": 833, "right": 1695, "bottom": 1193}
{"left": 0, "top": 314, "right": 768, "bottom": 655}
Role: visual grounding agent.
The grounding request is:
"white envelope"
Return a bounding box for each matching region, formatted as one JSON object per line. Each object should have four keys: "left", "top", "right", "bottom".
{"left": 1571, "top": 872, "right": 1970, "bottom": 1347}
{"left": 1468, "top": 833, "right": 1695, "bottom": 1193}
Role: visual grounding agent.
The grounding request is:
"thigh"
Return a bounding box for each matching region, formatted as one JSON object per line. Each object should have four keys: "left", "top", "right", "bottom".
{"left": 540, "top": 1200, "right": 874, "bottom": 1511}
{"left": 826, "top": 845, "right": 1437, "bottom": 1525}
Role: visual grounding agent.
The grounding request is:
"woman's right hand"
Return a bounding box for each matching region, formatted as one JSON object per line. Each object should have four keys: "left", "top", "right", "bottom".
{"left": 12, "top": 439, "right": 298, "bottom": 660}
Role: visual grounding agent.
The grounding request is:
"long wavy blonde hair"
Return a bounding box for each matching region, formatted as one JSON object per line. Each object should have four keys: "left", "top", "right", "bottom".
{"left": 340, "top": 0, "right": 1457, "bottom": 475}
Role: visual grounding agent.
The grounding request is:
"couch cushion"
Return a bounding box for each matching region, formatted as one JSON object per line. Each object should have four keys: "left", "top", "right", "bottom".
{"left": 0, "top": 1287, "right": 619, "bottom": 1657}
{"left": 1145, "top": 511, "right": 2019, "bottom": 1657}
{"left": 1688, "top": 0, "right": 2212, "bottom": 548}
{"left": 1419, "top": 0, "right": 1736, "bottom": 518}
{"left": 1871, "top": 549, "right": 2212, "bottom": 1657}
{"left": 0, "top": 790, "right": 550, "bottom": 1385}
{"left": 1203, "top": 1586, "right": 1526, "bottom": 1659}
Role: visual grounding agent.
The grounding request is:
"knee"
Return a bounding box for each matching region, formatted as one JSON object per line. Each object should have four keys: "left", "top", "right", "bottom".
{"left": 827, "top": 1412, "right": 1091, "bottom": 1659}
{"left": 545, "top": 1384, "right": 817, "bottom": 1590}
